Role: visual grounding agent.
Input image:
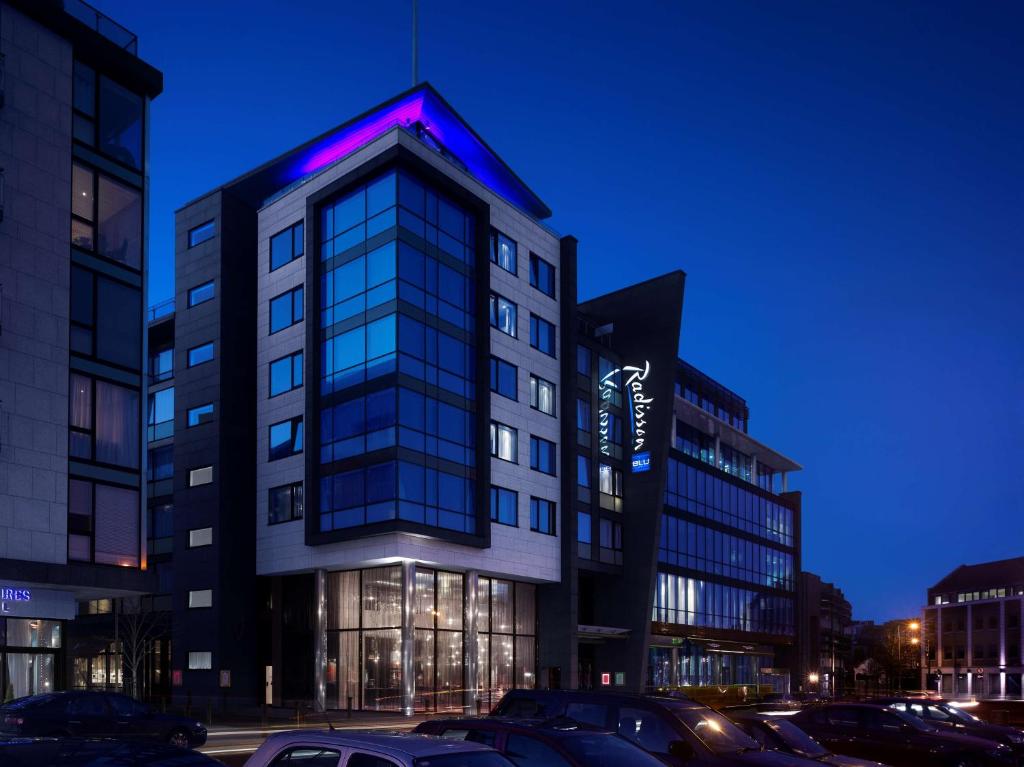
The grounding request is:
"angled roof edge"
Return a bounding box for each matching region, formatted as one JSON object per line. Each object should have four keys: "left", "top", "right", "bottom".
{"left": 176, "top": 82, "right": 552, "bottom": 220}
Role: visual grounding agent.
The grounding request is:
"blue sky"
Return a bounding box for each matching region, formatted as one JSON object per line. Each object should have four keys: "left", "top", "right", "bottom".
{"left": 103, "top": 0, "right": 1022, "bottom": 620}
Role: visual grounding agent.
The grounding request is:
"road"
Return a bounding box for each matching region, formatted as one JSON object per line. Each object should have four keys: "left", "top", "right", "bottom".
{"left": 199, "top": 718, "right": 426, "bottom": 766}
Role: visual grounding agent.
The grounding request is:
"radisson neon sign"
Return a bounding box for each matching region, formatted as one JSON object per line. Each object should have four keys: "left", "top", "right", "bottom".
{"left": 597, "top": 360, "right": 655, "bottom": 471}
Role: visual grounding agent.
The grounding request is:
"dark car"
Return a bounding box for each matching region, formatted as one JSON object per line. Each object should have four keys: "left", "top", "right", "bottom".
{"left": 877, "top": 698, "right": 1024, "bottom": 755}
{"left": 0, "top": 692, "right": 208, "bottom": 748}
{"left": 728, "top": 712, "right": 887, "bottom": 766}
{"left": 0, "top": 736, "right": 221, "bottom": 766}
{"left": 490, "top": 689, "right": 825, "bottom": 766}
{"left": 414, "top": 717, "right": 671, "bottom": 767}
{"left": 791, "top": 703, "right": 1015, "bottom": 767}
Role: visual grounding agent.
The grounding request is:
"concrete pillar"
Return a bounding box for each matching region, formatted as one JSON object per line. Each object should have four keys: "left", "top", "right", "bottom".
{"left": 1000, "top": 600, "right": 1007, "bottom": 697}
{"left": 464, "top": 571, "right": 480, "bottom": 714}
{"left": 401, "top": 561, "right": 416, "bottom": 717}
{"left": 313, "top": 569, "right": 327, "bottom": 712}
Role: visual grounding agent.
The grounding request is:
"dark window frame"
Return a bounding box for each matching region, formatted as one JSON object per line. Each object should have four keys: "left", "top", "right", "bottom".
{"left": 529, "top": 435, "right": 557, "bottom": 476}
{"left": 529, "top": 374, "right": 556, "bottom": 417}
{"left": 270, "top": 220, "right": 305, "bottom": 271}
{"left": 187, "top": 280, "right": 215, "bottom": 307}
{"left": 186, "top": 402, "right": 215, "bottom": 428}
{"left": 70, "top": 161, "right": 143, "bottom": 270}
{"left": 489, "top": 228, "right": 517, "bottom": 274}
{"left": 71, "top": 61, "right": 145, "bottom": 173}
{"left": 489, "top": 292, "right": 518, "bottom": 338}
{"left": 269, "top": 350, "right": 304, "bottom": 398}
{"left": 530, "top": 497, "right": 556, "bottom": 535}
{"left": 529, "top": 314, "right": 556, "bottom": 357}
{"left": 188, "top": 220, "right": 215, "bottom": 248}
{"left": 489, "top": 485, "right": 519, "bottom": 527}
{"left": 529, "top": 252, "right": 556, "bottom": 298}
{"left": 268, "top": 416, "right": 304, "bottom": 461}
{"left": 269, "top": 482, "right": 304, "bottom": 525}
{"left": 489, "top": 420, "right": 518, "bottom": 464}
{"left": 269, "top": 285, "right": 305, "bottom": 335}
{"left": 187, "top": 342, "right": 214, "bottom": 368}
{"left": 70, "top": 263, "right": 142, "bottom": 372}
{"left": 489, "top": 356, "right": 518, "bottom": 401}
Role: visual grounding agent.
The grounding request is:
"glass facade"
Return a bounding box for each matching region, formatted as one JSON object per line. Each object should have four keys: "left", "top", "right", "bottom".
{"left": 648, "top": 645, "right": 774, "bottom": 688}
{"left": 1, "top": 619, "right": 62, "bottom": 702}
{"left": 317, "top": 171, "right": 479, "bottom": 538}
{"left": 324, "top": 567, "right": 535, "bottom": 712}
{"left": 652, "top": 572, "right": 794, "bottom": 635}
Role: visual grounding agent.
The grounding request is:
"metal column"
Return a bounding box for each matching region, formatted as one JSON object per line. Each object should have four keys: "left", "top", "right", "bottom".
{"left": 464, "top": 570, "right": 480, "bottom": 714}
{"left": 314, "top": 569, "right": 327, "bottom": 712}
{"left": 401, "top": 560, "right": 417, "bottom": 717}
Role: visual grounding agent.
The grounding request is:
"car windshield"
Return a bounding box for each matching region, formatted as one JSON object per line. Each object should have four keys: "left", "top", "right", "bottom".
{"left": 559, "top": 733, "right": 666, "bottom": 766}
{"left": 668, "top": 706, "right": 759, "bottom": 754}
{"left": 888, "top": 709, "right": 933, "bottom": 732}
{"left": 414, "top": 753, "right": 514, "bottom": 767}
{"left": 0, "top": 694, "right": 58, "bottom": 711}
{"left": 764, "top": 719, "right": 829, "bottom": 758}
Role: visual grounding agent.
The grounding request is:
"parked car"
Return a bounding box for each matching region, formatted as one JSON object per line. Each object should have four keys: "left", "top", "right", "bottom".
{"left": 791, "top": 703, "right": 1016, "bottom": 767}
{"left": 490, "top": 689, "right": 826, "bottom": 765}
{"left": 876, "top": 698, "right": 1024, "bottom": 754}
{"left": 727, "top": 712, "right": 888, "bottom": 766}
{"left": 0, "top": 736, "right": 221, "bottom": 766}
{"left": 0, "top": 691, "right": 208, "bottom": 748}
{"left": 243, "top": 731, "right": 515, "bottom": 767}
{"left": 415, "top": 716, "right": 670, "bottom": 766}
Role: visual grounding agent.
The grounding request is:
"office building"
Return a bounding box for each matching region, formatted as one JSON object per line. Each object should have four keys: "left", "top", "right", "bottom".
{"left": 924, "top": 556, "right": 1024, "bottom": 699}
{"left": 797, "top": 572, "right": 852, "bottom": 696}
{"left": 0, "top": 0, "right": 161, "bottom": 699}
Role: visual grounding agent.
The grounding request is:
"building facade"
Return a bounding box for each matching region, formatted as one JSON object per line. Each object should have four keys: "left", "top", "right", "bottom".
{"left": 0, "top": 0, "right": 161, "bottom": 700}
{"left": 924, "top": 557, "right": 1024, "bottom": 699}
{"left": 797, "top": 571, "right": 852, "bottom": 696}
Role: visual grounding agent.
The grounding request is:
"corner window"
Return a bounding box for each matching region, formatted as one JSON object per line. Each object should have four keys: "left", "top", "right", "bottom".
{"left": 490, "top": 486, "right": 518, "bottom": 527}
{"left": 269, "top": 482, "right": 304, "bottom": 524}
{"left": 530, "top": 498, "right": 555, "bottom": 535}
{"left": 530, "top": 375, "right": 556, "bottom": 416}
{"left": 68, "top": 479, "right": 140, "bottom": 567}
{"left": 269, "top": 351, "right": 303, "bottom": 397}
{"left": 490, "top": 421, "right": 518, "bottom": 463}
{"left": 72, "top": 62, "right": 143, "bottom": 171}
{"left": 530, "top": 436, "right": 556, "bottom": 476}
{"left": 146, "top": 387, "right": 174, "bottom": 442}
{"left": 489, "top": 293, "right": 517, "bottom": 337}
{"left": 270, "top": 221, "right": 304, "bottom": 271}
{"left": 189, "top": 466, "right": 213, "bottom": 487}
{"left": 69, "top": 374, "right": 140, "bottom": 468}
{"left": 188, "top": 589, "right": 213, "bottom": 609}
{"left": 70, "top": 265, "right": 142, "bottom": 369}
{"left": 530, "top": 315, "right": 556, "bottom": 357}
{"left": 529, "top": 253, "right": 556, "bottom": 297}
{"left": 187, "top": 403, "right": 214, "bottom": 427}
{"left": 490, "top": 356, "right": 518, "bottom": 401}
{"left": 269, "top": 286, "right": 304, "bottom": 334}
{"left": 269, "top": 416, "right": 303, "bottom": 461}
{"left": 490, "top": 229, "right": 517, "bottom": 274}
{"left": 187, "top": 280, "right": 214, "bottom": 307}
{"left": 187, "top": 343, "right": 214, "bottom": 367}
{"left": 70, "top": 162, "right": 142, "bottom": 269}
{"left": 188, "top": 221, "right": 215, "bottom": 248}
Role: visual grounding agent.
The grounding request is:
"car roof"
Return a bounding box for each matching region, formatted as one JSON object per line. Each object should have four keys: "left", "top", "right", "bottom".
{"left": 263, "top": 730, "right": 496, "bottom": 757}
{"left": 425, "top": 716, "right": 610, "bottom": 734}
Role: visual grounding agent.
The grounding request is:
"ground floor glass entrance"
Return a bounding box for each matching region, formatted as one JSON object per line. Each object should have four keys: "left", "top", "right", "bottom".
{"left": 648, "top": 644, "right": 785, "bottom": 691}
{"left": 1, "top": 618, "right": 62, "bottom": 701}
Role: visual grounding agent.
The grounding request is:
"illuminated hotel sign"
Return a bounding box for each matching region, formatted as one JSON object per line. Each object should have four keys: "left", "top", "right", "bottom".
{"left": 0, "top": 587, "right": 31, "bottom": 613}
{"left": 625, "top": 361, "right": 654, "bottom": 472}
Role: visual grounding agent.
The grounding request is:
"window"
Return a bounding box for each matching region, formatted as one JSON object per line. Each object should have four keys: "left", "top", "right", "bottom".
{"left": 269, "top": 416, "right": 304, "bottom": 461}
{"left": 490, "top": 356, "right": 518, "bottom": 401}
{"left": 269, "top": 482, "right": 304, "bottom": 524}
{"left": 577, "top": 455, "right": 590, "bottom": 487}
{"left": 600, "top": 518, "right": 623, "bottom": 562}
{"left": 505, "top": 735, "right": 571, "bottom": 767}
{"left": 529, "top": 253, "right": 556, "bottom": 297}
{"left": 577, "top": 511, "right": 592, "bottom": 552}
{"left": 490, "top": 421, "right": 518, "bottom": 463}
{"left": 187, "top": 343, "right": 214, "bottom": 367}
{"left": 270, "top": 286, "right": 304, "bottom": 334}
{"left": 617, "top": 707, "right": 676, "bottom": 754}
{"left": 70, "top": 162, "right": 142, "bottom": 268}
{"left": 189, "top": 466, "right": 213, "bottom": 487}
{"left": 270, "top": 351, "right": 304, "bottom": 397}
{"left": 145, "top": 385, "right": 173, "bottom": 442}
{"left": 188, "top": 221, "right": 215, "bottom": 248}
{"left": 187, "top": 651, "right": 211, "bottom": 670}
{"left": 489, "top": 293, "right": 517, "bottom": 337}
{"left": 188, "top": 527, "right": 213, "bottom": 548}
{"left": 530, "top": 314, "right": 556, "bottom": 357}
{"left": 149, "top": 345, "right": 173, "bottom": 382}
{"left": 576, "top": 345, "right": 591, "bottom": 377}
{"left": 269, "top": 748, "right": 344, "bottom": 765}
{"left": 270, "top": 221, "right": 305, "bottom": 271}
{"left": 599, "top": 464, "right": 623, "bottom": 497}
{"left": 187, "top": 403, "right": 214, "bottom": 427}
{"left": 70, "top": 374, "right": 140, "bottom": 468}
{"left": 490, "top": 229, "right": 517, "bottom": 274}
{"left": 188, "top": 589, "right": 212, "bottom": 609}
{"left": 530, "top": 375, "right": 555, "bottom": 416}
{"left": 530, "top": 436, "right": 556, "bottom": 475}
{"left": 70, "top": 265, "right": 142, "bottom": 369}
{"left": 347, "top": 754, "right": 400, "bottom": 767}
{"left": 187, "top": 280, "right": 214, "bottom": 306}
{"left": 72, "top": 63, "right": 143, "bottom": 170}
{"left": 576, "top": 398, "right": 591, "bottom": 432}
{"left": 490, "top": 486, "right": 518, "bottom": 526}
{"left": 68, "top": 479, "right": 140, "bottom": 567}
{"left": 530, "top": 498, "right": 555, "bottom": 535}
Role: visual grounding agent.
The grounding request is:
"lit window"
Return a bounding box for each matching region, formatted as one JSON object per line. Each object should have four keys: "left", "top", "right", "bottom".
{"left": 489, "top": 293, "right": 517, "bottom": 337}
{"left": 269, "top": 482, "right": 304, "bottom": 524}
{"left": 490, "top": 229, "right": 517, "bottom": 274}
{"left": 490, "top": 421, "right": 517, "bottom": 463}
{"left": 530, "top": 375, "right": 555, "bottom": 416}
{"left": 188, "top": 589, "right": 212, "bottom": 609}
{"left": 188, "top": 527, "right": 213, "bottom": 548}
{"left": 188, "top": 651, "right": 212, "bottom": 670}
{"left": 189, "top": 466, "right": 213, "bottom": 487}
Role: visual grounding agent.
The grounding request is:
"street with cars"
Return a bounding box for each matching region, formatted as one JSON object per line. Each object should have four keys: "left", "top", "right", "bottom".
{"left": 2, "top": 688, "right": 1024, "bottom": 766}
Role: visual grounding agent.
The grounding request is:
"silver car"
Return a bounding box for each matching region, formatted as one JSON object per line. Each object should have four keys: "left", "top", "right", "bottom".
{"left": 243, "top": 731, "right": 516, "bottom": 767}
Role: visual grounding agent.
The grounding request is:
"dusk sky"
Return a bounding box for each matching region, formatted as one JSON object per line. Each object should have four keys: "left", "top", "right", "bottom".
{"left": 105, "top": 0, "right": 1022, "bottom": 621}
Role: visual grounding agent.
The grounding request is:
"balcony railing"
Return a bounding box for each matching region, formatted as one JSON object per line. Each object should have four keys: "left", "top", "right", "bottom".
{"left": 147, "top": 298, "right": 174, "bottom": 322}
{"left": 63, "top": 0, "right": 138, "bottom": 55}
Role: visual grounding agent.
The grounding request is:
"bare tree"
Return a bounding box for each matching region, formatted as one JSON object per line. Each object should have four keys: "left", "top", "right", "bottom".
{"left": 116, "top": 597, "right": 168, "bottom": 700}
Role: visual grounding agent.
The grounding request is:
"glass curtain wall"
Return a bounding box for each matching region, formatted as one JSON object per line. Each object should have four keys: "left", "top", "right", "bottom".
{"left": 648, "top": 645, "right": 774, "bottom": 689}
{"left": 324, "top": 567, "right": 535, "bottom": 712}
{"left": 1, "top": 619, "right": 62, "bottom": 702}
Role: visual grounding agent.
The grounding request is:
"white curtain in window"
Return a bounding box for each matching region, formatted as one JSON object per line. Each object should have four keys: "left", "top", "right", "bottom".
{"left": 70, "top": 374, "right": 92, "bottom": 429}
{"left": 93, "top": 483, "right": 139, "bottom": 567}
{"left": 95, "top": 380, "right": 139, "bottom": 468}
